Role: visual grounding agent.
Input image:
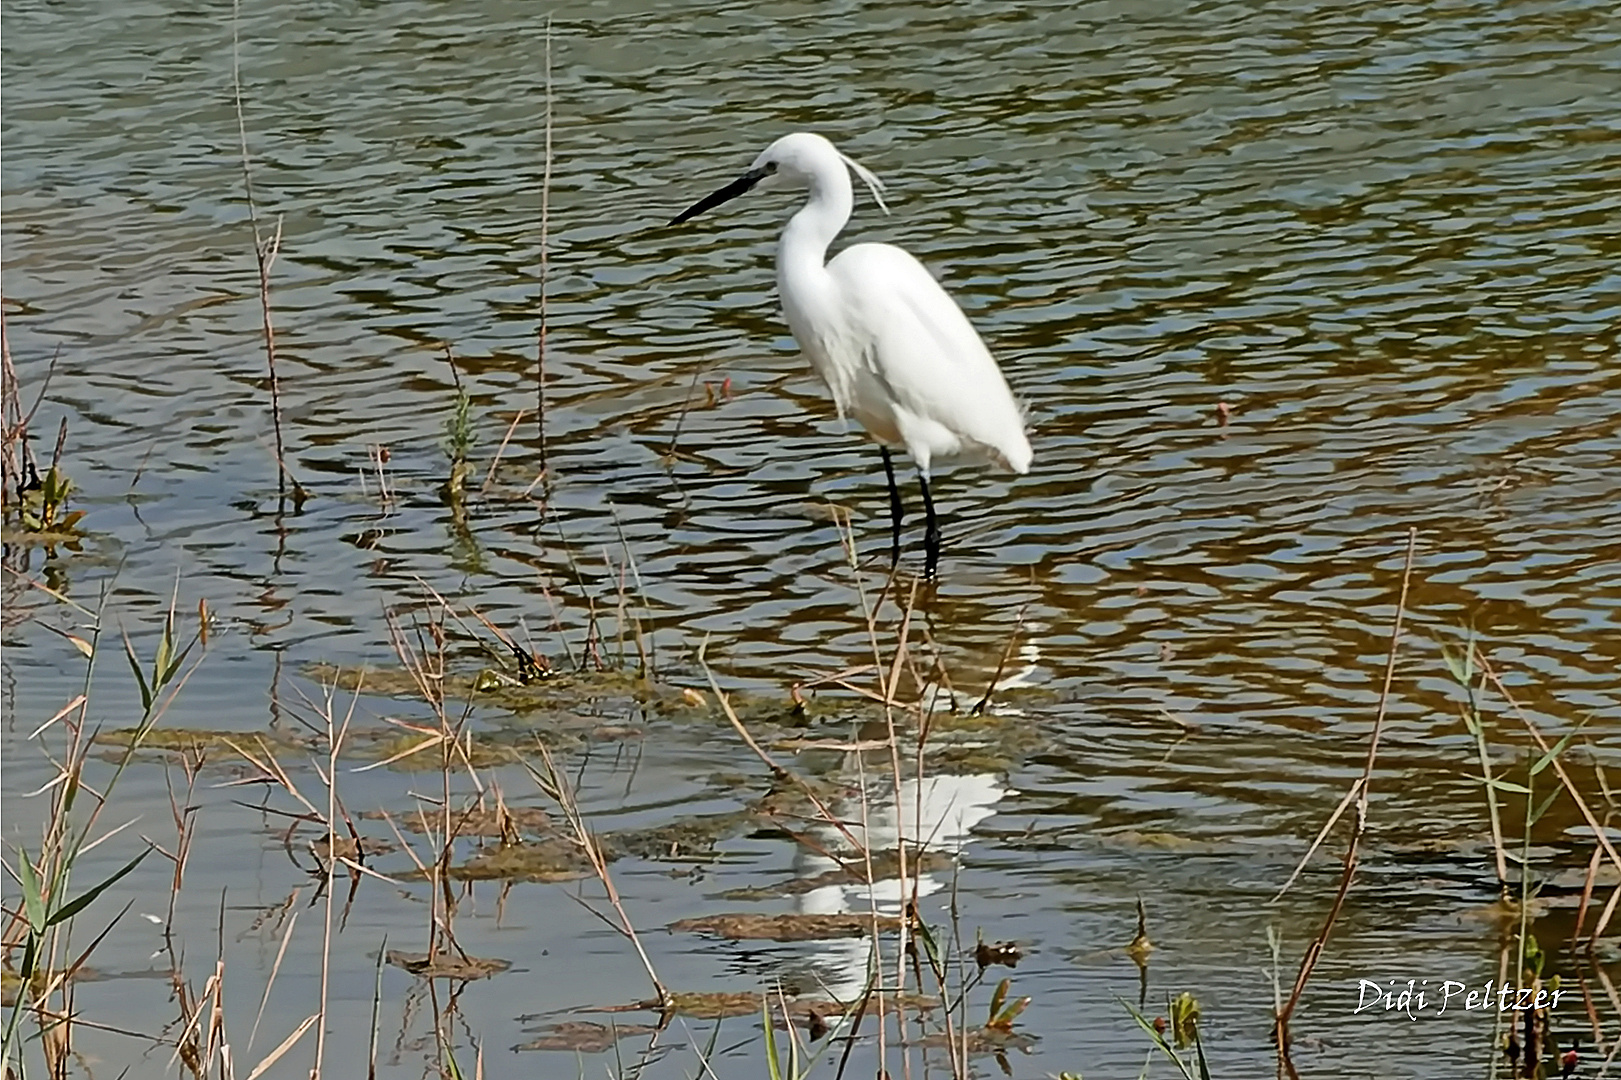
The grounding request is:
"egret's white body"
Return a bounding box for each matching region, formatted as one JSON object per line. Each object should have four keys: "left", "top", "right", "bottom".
{"left": 672, "top": 132, "right": 1031, "bottom": 576}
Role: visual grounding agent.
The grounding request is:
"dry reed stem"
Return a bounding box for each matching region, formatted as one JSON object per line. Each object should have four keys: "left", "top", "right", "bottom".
{"left": 1574, "top": 840, "right": 1605, "bottom": 948}
{"left": 314, "top": 685, "right": 360, "bottom": 1078}
{"left": 231, "top": 0, "right": 299, "bottom": 504}
{"left": 0, "top": 317, "right": 61, "bottom": 513}
{"left": 837, "top": 512, "right": 983, "bottom": 1076}
{"left": 1592, "top": 886, "right": 1621, "bottom": 948}
{"left": 1276, "top": 527, "right": 1417, "bottom": 1042}
{"left": 0, "top": 311, "right": 19, "bottom": 508}
{"left": 535, "top": 16, "right": 553, "bottom": 475}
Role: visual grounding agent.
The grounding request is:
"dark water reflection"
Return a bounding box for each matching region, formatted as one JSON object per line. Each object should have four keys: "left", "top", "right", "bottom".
{"left": 3, "top": 0, "right": 1619, "bottom": 1075}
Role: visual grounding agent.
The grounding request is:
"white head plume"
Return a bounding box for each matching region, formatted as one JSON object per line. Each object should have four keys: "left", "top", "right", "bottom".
{"left": 840, "top": 152, "right": 891, "bottom": 216}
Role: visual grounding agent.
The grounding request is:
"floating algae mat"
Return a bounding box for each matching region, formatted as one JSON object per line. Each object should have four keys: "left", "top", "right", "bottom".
{"left": 667, "top": 912, "right": 905, "bottom": 941}
{"left": 303, "top": 658, "right": 1054, "bottom": 770}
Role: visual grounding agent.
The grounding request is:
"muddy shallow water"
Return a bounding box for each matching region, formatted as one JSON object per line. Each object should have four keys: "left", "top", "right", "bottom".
{"left": 3, "top": 0, "right": 1619, "bottom": 1076}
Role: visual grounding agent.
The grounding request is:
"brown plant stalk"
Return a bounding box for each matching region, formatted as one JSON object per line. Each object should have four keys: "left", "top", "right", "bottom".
{"left": 1275, "top": 527, "right": 1418, "bottom": 1049}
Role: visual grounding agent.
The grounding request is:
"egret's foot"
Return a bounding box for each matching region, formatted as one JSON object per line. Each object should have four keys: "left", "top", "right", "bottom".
{"left": 918, "top": 470, "right": 940, "bottom": 582}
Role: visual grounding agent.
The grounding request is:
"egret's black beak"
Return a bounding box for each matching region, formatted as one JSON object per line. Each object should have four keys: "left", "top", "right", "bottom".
{"left": 670, "top": 165, "right": 770, "bottom": 226}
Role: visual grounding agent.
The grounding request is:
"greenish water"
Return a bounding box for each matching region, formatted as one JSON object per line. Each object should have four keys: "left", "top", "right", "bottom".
{"left": 3, "top": 0, "right": 1619, "bottom": 1076}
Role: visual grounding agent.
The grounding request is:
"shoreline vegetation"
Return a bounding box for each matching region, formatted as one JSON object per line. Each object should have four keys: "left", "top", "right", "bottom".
{"left": 3, "top": 12, "right": 1616, "bottom": 1080}
{"left": 4, "top": 366, "right": 1614, "bottom": 1076}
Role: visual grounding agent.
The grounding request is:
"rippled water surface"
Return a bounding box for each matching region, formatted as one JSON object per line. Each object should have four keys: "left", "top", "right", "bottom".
{"left": 4, "top": 0, "right": 1619, "bottom": 1076}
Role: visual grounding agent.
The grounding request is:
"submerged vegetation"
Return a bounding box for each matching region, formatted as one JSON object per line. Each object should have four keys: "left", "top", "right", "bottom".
{"left": 4, "top": 507, "right": 1615, "bottom": 1078}
{"left": 4, "top": 11, "right": 1619, "bottom": 1080}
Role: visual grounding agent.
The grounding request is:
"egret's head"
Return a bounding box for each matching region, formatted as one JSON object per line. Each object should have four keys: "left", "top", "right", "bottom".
{"left": 670, "top": 132, "right": 888, "bottom": 226}
{"left": 748, "top": 132, "right": 837, "bottom": 190}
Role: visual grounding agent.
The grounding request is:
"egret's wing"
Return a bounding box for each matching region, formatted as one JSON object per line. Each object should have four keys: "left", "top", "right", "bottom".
{"left": 829, "top": 243, "right": 1030, "bottom": 472}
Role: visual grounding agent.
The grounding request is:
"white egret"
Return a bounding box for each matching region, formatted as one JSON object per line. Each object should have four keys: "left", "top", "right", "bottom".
{"left": 670, "top": 132, "right": 1031, "bottom": 579}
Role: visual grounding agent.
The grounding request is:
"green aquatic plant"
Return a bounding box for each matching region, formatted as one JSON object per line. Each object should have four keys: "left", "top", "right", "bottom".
{"left": 1119, "top": 992, "right": 1211, "bottom": 1080}
{"left": 444, "top": 380, "right": 473, "bottom": 476}
{"left": 2, "top": 583, "right": 202, "bottom": 1074}
{"left": 16, "top": 466, "right": 83, "bottom": 537}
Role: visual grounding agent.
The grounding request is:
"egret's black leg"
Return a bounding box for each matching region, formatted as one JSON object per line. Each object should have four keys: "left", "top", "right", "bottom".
{"left": 880, "top": 447, "right": 904, "bottom": 567}
{"left": 918, "top": 472, "right": 940, "bottom": 581}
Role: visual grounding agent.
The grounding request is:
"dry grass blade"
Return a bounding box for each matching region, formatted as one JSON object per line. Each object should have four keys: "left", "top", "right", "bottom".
{"left": 482, "top": 407, "right": 528, "bottom": 492}
{"left": 970, "top": 606, "right": 1026, "bottom": 716}
{"left": 1270, "top": 780, "right": 1360, "bottom": 903}
{"left": 247, "top": 909, "right": 299, "bottom": 1053}
{"left": 243, "top": 1012, "right": 318, "bottom": 1080}
{"left": 697, "top": 638, "right": 869, "bottom": 856}
{"left": 522, "top": 743, "right": 670, "bottom": 1010}
{"left": 28, "top": 694, "right": 88, "bottom": 740}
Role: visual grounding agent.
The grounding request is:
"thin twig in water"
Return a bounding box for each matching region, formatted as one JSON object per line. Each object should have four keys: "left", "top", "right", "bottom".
{"left": 970, "top": 607, "right": 1026, "bottom": 715}
{"left": 664, "top": 362, "right": 709, "bottom": 461}
{"left": 1275, "top": 527, "right": 1417, "bottom": 1046}
{"left": 696, "top": 638, "right": 869, "bottom": 856}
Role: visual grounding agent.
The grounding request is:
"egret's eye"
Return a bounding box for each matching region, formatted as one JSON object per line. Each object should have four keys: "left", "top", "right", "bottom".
{"left": 764, "top": 161, "right": 779, "bottom": 174}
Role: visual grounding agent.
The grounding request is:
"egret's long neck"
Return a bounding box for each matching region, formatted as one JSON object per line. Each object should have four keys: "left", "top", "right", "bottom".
{"left": 776, "top": 164, "right": 853, "bottom": 326}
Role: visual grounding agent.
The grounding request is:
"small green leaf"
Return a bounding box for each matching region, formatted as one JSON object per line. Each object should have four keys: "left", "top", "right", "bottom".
{"left": 48, "top": 848, "right": 148, "bottom": 927}
{"left": 1193, "top": 1018, "right": 1212, "bottom": 1080}
{"left": 1118, "top": 998, "right": 1197, "bottom": 1080}
{"left": 1531, "top": 716, "right": 1592, "bottom": 776}
{"left": 989, "top": 977, "right": 1009, "bottom": 1021}
{"left": 914, "top": 918, "right": 942, "bottom": 970}
{"left": 123, "top": 634, "right": 153, "bottom": 713}
{"left": 17, "top": 849, "right": 46, "bottom": 934}
{"left": 1530, "top": 786, "right": 1561, "bottom": 826}
{"left": 762, "top": 995, "right": 783, "bottom": 1080}
{"left": 153, "top": 630, "right": 171, "bottom": 697}
{"left": 1440, "top": 643, "right": 1467, "bottom": 686}
{"left": 161, "top": 637, "right": 194, "bottom": 687}
{"left": 18, "top": 933, "right": 39, "bottom": 984}
{"left": 62, "top": 764, "right": 80, "bottom": 815}
{"left": 996, "top": 995, "right": 1031, "bottom": 1027}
